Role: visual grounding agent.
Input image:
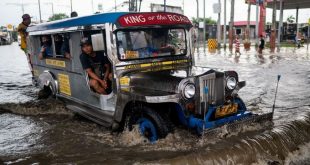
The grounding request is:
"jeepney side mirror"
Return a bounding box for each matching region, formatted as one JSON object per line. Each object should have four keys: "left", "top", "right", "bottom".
{"left": 91, "top": 33, "right": 105, "bottom": 51}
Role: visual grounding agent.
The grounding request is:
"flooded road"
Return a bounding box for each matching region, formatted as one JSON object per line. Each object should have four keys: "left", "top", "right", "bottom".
{"left": 1, "top": 43, "right": 310, "bottom": 164}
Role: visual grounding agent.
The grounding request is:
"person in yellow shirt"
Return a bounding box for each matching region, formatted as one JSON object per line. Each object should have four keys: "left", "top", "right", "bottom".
{"left": 17, "top": 14, "right": 34, "bottom": 79}
{"left": 17, "top": 14, "right": 31, "bottom": 52}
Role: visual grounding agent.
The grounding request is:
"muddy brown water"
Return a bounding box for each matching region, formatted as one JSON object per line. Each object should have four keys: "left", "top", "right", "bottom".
{"left": 1, "top": 43, "right": 310, "bottom": 164}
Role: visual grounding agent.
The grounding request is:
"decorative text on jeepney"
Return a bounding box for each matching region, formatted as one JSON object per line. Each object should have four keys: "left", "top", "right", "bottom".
{"left": 119, "top": 13, "right": 191, "bottom": 27}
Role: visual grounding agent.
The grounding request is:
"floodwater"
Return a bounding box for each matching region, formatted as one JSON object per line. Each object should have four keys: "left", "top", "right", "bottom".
{"left": 1, "top": 43, "right": 310, "bottom": 164}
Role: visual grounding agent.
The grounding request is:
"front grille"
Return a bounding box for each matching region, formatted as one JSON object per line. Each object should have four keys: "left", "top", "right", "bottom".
{"left": 196, "top": 72, "right": 225, "bottom": 114}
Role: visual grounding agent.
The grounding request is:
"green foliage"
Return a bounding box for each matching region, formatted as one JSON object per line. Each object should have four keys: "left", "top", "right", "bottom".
{"left": 286, "top": 15, "right": 295, "bottom": 23}
{"left": 48, "top": 13, "right": 69, "bottom": 22}
{"left": 191, "top": 17, "right": 217, "bottom": 25}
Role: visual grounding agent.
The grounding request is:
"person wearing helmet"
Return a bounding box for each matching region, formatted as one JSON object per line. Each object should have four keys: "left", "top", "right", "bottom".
{"left": 79, "top": 38, "right": 111, "bottom": 94}
{"left": 17, "top": 14, "right": 31, "bottom": 52}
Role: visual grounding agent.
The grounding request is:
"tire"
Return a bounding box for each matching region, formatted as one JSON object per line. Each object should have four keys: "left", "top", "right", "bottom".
{"left": 126, "top": 106, "right": 169, "bottom": 142}
{"left": 38, "top": 87, "right": 52, "bottom": 99}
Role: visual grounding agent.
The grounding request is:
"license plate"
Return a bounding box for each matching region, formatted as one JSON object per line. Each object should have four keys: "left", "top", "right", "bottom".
{"left": 215, "top": 103, "right": 238, "bottom": 118}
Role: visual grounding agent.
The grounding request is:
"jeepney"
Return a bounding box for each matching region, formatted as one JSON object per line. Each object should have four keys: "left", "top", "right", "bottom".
{"left": 27, "top": 12, "right": 273, "bottom": 142}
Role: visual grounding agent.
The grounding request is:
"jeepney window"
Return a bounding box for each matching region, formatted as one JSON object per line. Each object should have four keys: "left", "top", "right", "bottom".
{"left": 38, "top": 34, "right": 71, "bottom": 60}
{"left": 53, "top": 33, "right": 71, "bottom": 59}
{"left": 116, "top": 28, "right": 186, "bottom": 60}
{"left": 38, "top": 35, "right": 54, "bottom": 59}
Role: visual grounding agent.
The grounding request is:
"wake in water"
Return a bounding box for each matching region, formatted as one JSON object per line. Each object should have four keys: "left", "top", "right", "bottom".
{"left": 0, "top": 98, "right": 71, "bottom": 116}
{"left": 142, "top": 113, "right": 310, "bottom": 165}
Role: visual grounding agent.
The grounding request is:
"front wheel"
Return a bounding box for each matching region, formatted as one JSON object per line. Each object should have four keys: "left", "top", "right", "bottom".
{"left": 125, "top": 106, "right": 169, "bottom": 142}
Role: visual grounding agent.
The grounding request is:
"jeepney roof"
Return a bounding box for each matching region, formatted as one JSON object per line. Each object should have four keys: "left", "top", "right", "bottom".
{"left": 27, "top": 12, "right": 192, "bottom": 33}
{"left": 27, "top": 12, "right": 128, "bottom": 32}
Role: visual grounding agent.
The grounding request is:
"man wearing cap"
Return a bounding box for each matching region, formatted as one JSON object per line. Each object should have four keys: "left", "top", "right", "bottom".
{"left": 79, "top": 38, "right": 111, "bottom": 94}
{"left": 17, "top": 14, "right": 31, "bottom": 52}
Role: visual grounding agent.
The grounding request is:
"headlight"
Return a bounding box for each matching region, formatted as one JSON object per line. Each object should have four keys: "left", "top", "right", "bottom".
{"left": 183, "top": 83, "right": 196, "bottom": 99}
{"left": 226, "top": 77, "right": 237, "bottom": 90}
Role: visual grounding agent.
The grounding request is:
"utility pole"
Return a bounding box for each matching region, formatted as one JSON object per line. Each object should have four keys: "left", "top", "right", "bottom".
{"left": 307, "top": 15, "right": 310, "bottom": 50}
{"left": 255, "top": 1, "right": 259, "bottom": 46}
{"left": 203, "top": 0, "right": 206, "bottom": 52}
{"left": 115, "top": 0, "right": 117, "bottom": 12}
{"left": 182, "top": 0, "right": 185, "bottom": 14}
{"left": 246, "top": 0, "right": 251, "bottom": 41}
{"left": 196, "top": 0, "right": 199, "bottom": 51}
{"left": 217, "top": 0, "right": 221, "bottom": 48}
{"left": 70, "top": 0, "right": 73, "bottom": 13}
{"left": 229, "top": 0, "right": 235, "bottom": 51}
{"left": 22, "top": 2, "right": 25, "bottom": 14}
{"left": 277, "top": 0, "right": 284, "bottom": 50}
{"left": 223, "top": 0, "right": 227, "bottom": 49}
{"left": 129, "top": 0, "right": 136, "bottom": 12}
{"left": 307, "top": 23, "right": 310, "bottom": 50}
{"left": 164, "top": 0, "right": 166, "bottom": 12}
{"left": 91, "top": 0, "right": 94, "bottom": 13}
{"left": 270, "top": 0, "right": 277, "bottom": 53}
{"left": 38, "top": 0, "right": 42, "bottom": 23}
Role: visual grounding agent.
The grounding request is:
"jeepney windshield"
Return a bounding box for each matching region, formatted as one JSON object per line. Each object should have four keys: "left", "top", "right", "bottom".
{"left": 116, "top": 28, "right": 186, "bottom": 60}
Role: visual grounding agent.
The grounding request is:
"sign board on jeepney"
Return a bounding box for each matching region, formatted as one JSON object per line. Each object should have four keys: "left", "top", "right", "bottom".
{"left": 118, "top": 13, "right": 191, "bottom": 27}
{"left": 213, "top": 3, "right": 221, "bottom": 14}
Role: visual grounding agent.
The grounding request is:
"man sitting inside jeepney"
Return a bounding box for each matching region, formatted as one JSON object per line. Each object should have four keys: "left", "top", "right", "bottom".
{"left": 54, "top": 34, "right": 71, "bottom": 59}
{"left": 54, "top": 34, "right": 63, "bottom": 56}
{"left": 39, "top": 35, "right": 53, "bottom": 60}
{"left": 148, "top": 29, "right": 176, "bottom": 56}
{"left": 61, "top": 35, "right": 71, "bottom": 59}
{"left": 79, "top": 38, "right": 111, "bottom": 95}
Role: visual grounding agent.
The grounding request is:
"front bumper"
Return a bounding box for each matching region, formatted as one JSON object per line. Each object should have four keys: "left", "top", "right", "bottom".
{"left": 177, "top": 98, "right": 273, "bottom": 135}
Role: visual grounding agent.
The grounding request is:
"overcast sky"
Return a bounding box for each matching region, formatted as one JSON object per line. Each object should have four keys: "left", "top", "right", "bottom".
{"left": 1, "top": 0, "right": 309, "bottom": 27}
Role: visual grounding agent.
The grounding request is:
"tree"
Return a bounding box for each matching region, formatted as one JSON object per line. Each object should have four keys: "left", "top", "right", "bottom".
{"left": 48, "top": 13, "right": 69, "bottom": 22}
{"left": 286, "top": 15, "right": 295, "bottom": 23}
{"left": 191, "top": 17, "right": 217, "bottom": 25}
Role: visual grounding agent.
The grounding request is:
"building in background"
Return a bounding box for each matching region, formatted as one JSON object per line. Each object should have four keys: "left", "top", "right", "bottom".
{"left": 150, "top": 3, "right": 183, "bottom": 14}
{"left": 233, "top": 21, "right": 256, "bottom": 40}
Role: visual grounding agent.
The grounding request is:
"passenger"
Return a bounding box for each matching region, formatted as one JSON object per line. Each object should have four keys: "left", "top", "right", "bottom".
{"left": 54, "top": 34, "right": 63, "bottom": 55}
{"left": 79, "top": 38, "right": 111, "bottom": 95}
{"left": 61, "top": 36, "right": 71, "bottom": 59}
{"left": 39, "top": 36, "right": 53, "bottom": 60}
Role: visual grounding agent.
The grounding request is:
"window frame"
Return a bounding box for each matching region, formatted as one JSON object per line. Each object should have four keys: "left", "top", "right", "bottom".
{"left": 114, "top": 27, "right": 188, "bottom": 61}
{"left": 51, "top": 33, "right": 71, "bottom": 59}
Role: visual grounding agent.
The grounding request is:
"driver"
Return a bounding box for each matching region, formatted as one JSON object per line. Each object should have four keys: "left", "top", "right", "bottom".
{"left": 152, "top": 29, "right": 175, "bottom": 55}
{"left": 79, "top": 38, "right": 111, "bottom": 94}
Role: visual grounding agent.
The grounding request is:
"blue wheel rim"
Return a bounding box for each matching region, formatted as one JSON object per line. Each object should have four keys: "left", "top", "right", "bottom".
{"left": 137, "top": 117, "right": 157, "bottom": 143}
